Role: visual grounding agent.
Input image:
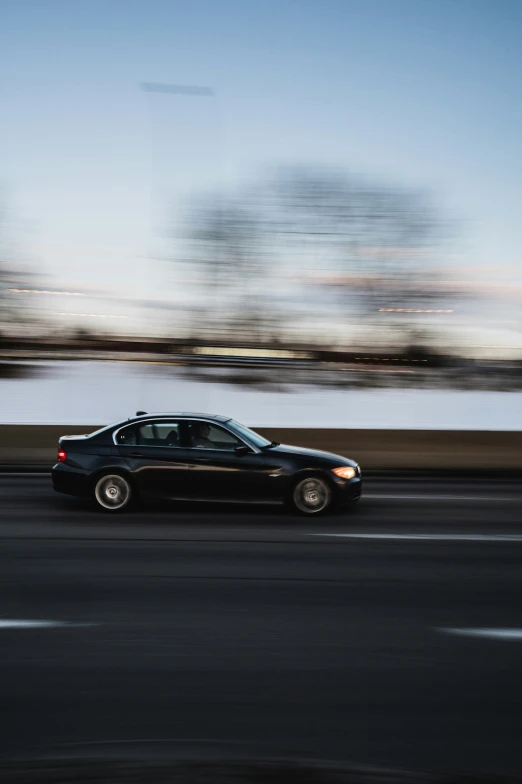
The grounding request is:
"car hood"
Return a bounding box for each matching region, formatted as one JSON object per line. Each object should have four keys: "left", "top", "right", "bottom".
{"left": 268, "top": 443, "right": 357, "bottom": 467}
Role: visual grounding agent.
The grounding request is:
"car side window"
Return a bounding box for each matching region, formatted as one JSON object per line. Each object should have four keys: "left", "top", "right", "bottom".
{"left": 115, "top": 426, "right": 137, "bottom": 446}
{"left": 137, "top": 421, "right": 182, "bottom": 448}
{"left": 188, "top": 421, "right": 242, "bottom": 451}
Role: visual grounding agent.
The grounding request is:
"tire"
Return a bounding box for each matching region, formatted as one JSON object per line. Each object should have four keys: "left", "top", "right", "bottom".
{"left": 93, "top": 472, "right": 133, "bottom": 513}
{"left": 291, "top": 475, "right": 333, "bottom": 516}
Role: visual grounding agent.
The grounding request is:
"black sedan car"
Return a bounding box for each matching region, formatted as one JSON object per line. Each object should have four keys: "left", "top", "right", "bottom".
{"left": 52, "top": 412, "right": 361, "bottom": 515}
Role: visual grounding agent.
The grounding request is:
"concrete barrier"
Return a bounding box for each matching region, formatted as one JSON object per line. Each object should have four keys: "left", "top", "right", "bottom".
{"left": 258, "top": 428, "right": 522, "bottom": 471}
{"left": 0, "top": 425, "right": 520, "bottom": 471}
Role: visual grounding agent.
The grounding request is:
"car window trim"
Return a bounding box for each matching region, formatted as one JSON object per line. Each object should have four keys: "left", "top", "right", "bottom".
{"left": 112, "top": 417, "right": 260, "bottom": 453}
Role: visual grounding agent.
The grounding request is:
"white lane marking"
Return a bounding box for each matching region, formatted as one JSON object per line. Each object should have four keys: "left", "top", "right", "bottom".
{"left": 0, "top": 620, "right": 92, "bottom": 629}
{"left": 308, "top": 533, "right": 522, "bottom": 542}
{"left": 366, "top": 493, "right": 522, "bottom": 502}
{"left": 439, "top": 628, "right": 522, "bottom": 641}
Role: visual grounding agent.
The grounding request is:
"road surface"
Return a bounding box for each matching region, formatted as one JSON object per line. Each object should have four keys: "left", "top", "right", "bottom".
{"left": 1, "top": 475, "right": 522, "bottom": 775}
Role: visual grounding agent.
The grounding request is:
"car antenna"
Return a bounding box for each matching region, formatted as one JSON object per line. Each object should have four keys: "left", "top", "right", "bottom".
{"left": 136, "top": 411, "right": 148, "bottom": 416}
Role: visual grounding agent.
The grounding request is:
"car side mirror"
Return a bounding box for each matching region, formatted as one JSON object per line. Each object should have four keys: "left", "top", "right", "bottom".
{"left": 235, "top": 445, "right": 251, "bottom": 456}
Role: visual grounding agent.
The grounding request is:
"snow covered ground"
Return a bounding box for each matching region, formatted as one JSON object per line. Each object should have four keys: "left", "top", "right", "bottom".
{"left": 1, "top": 360, "right": 521, "bottom": 430}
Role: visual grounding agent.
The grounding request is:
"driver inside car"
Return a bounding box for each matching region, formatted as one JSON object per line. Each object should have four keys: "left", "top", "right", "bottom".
{"left": 191, "top": 422, "right": 214, "bottom": 449}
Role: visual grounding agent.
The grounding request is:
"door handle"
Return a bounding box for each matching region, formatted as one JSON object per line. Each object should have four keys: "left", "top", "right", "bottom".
{"left": 131, "top": 452, "right": 144, "bottom": 457}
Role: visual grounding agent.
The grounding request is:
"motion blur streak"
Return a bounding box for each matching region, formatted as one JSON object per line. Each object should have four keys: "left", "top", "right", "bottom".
{"left": 0, "top": 620, "right": 66, "bottom": 629}
{"left": 8, "top": 289, "right": 84, "bottom": 296}
{"left": 439, "top": 628, "right": 522, "bottom": 641}
{"left": 53, "top": 312, "right": 128, "bottom": 318}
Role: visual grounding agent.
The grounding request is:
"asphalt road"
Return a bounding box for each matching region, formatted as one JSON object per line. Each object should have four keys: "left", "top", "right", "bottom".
{"left": 2, "top": 475, "right": 522, "bottom": 775}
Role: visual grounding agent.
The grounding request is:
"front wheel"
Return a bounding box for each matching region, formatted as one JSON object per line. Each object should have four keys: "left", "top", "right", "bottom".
{"left": 291, "top": 476, "right": 333, "bottom": 516}
{"left": 94, "top": 473, "right": 133, "bottom": 512}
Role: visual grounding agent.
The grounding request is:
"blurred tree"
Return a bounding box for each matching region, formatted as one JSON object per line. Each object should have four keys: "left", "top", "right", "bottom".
{"left": 0, "top": 189, "right": 31, "bottom": 338}
{"left": 0, "top": 195, "right": 19, "bottom": 342}
{"left": 0, "top": 191, "right": 8, "bottom": 334}
{"left": 180, "top": 166, "right": 459, "bottom": 346}
{"left": 180, "top": 195, "right": 268, "bottom": 341}
{"left": 269, "top": 166, "right": 450, "bottom": 310}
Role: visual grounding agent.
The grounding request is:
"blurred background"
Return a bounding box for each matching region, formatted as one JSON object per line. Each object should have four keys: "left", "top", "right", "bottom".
{"left": 1, "top": 0, "right": 522, "bottom": 425}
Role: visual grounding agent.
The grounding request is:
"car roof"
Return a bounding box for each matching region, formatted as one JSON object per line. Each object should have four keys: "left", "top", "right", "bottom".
{"left": 129, "top": 412, "right": 230, "bottom": 423}
{"left": 86, "top": 413, "right": 232, "bottom": 441}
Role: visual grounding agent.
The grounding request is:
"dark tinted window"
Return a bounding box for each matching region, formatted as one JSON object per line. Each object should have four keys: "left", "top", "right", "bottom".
{"left": 137, "top": 421, "right": 181, "bottom": 448}
{"left": 188, "top": 421, "right": 242, "bottom": 450}
{"left": 115, "top": 426, "right": 137, "bottom": 445}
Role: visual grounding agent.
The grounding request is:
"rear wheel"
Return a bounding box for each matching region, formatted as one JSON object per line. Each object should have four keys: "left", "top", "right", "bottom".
{"left": 291, "top": 475, "right": 333, "bottom": 516}
{"left": 94, "top": 473, "right": 133, "bottom": 512}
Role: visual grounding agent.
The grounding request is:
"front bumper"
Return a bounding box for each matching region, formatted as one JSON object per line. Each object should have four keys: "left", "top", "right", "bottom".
{"left": 52, "top": 463, "right": 92, "bottom": 497}
{"left": 331, "top": 474, "right": 362, "bottom": 505}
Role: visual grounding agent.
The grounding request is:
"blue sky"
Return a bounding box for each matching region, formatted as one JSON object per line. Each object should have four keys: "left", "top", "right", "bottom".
{"left": 1, "top": 0, "right": 522, "bottom": 341}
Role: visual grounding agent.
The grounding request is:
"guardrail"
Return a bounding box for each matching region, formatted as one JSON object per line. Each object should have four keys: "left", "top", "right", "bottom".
{"left": 0, "top": 426, "right": 520, "bottom": 470}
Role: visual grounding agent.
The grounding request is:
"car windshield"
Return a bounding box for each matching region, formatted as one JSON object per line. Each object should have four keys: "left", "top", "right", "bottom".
{"left": 226, "top": 419, "right": 272, "bottom": 449}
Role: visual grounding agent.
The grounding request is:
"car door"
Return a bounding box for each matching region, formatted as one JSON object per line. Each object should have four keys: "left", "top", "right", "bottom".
{"left": 115, "top": 419, "right": 188, "bottom": 498}
{"left": 183, "top": 420, "right": 282, "bottom": 502}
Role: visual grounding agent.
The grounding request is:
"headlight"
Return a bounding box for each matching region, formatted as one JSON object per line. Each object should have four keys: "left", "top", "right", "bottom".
{"left": 332, "top": 466, "right": 357, "bottom": 480}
